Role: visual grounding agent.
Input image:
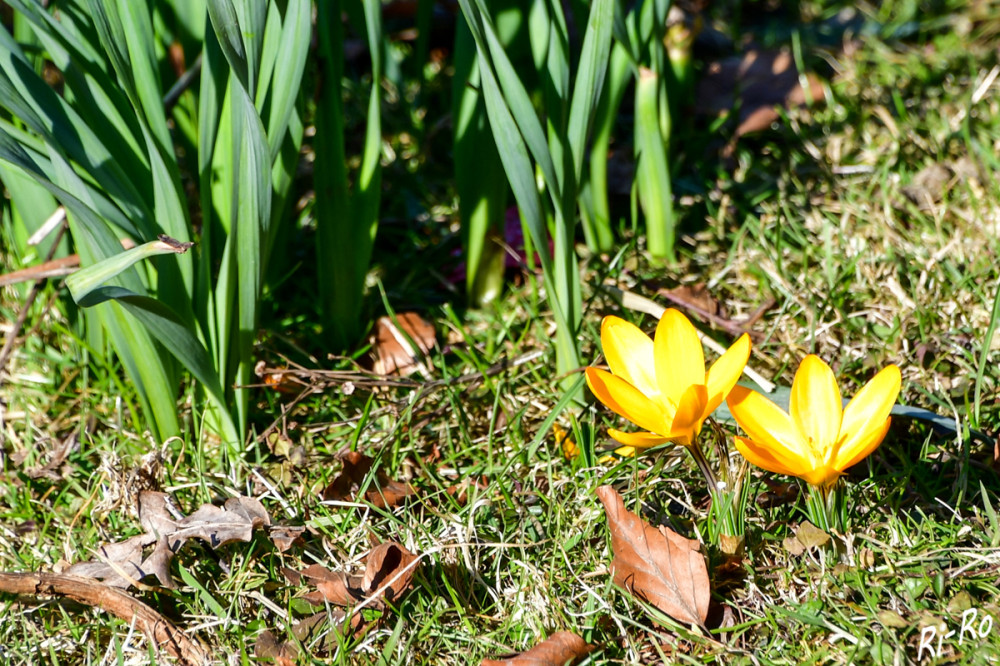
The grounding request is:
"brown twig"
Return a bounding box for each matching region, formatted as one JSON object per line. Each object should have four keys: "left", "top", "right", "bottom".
{"left": 0, "top": 572, "right": 207, "bottom": 665}
{"left": 0, "top": 254, "right": 79, "bottom": 287}
{"left": 656, "top": 288, "right": 775, "bottom": 342}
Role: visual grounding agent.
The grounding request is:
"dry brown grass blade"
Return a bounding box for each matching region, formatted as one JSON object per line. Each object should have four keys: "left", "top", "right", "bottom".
{"left": 480, "top": 631, "right": 596, "bottom": 666}
{"left": 0, "top": 572, "right": 207, "bottom": 665}
{"left": 597, "top": 486, "right": 711, "bottom": 628}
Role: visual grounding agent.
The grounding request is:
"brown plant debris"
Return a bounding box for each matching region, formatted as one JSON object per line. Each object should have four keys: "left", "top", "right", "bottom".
{"left": 696, "top": 48, "right": 826, "bottom": 154}
{"left": 597, "top": 485, "right": 711, "bottom": 628}
{"left": 0, "top": 571, "right": 207, "bottom": 665}
{"left": 66, "top": 491, "right": 294, "bottom": 588}
{"left": 321, "top": 451, "right": 415, "bottom": 509}
{"left": 254, "top": 629, "right": 298, "bottom": 666}
{"left": 480, "top": 631, "right": 596, "bottom": 666}
{"left": 369, "top": 311, "right": 437, "bottom": 376}
{"left": 300, "top": 542, "right": 419, "bottom": 611}
{"left": 783, "top": 521, "right": 831, "bottom": 556}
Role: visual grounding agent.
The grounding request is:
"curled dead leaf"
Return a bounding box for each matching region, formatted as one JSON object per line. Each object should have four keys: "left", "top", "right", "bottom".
{"left": 369, "top": 312, "right": 436, "bottom": 377}
{"left": 481, "top": 631, "right": 595, "bottom": 666}
{"left": 596, "top": 486, "right": 710, "bottom": 628}
{"left": 301, "top": 542, "right": 418, "bottom": 611}
{"left": 321, "top": 451, "right": 415, "bottom": 509}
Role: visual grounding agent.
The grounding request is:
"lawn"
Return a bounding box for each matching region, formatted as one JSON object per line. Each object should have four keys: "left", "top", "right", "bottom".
{"left": 2, "top": 1, "right": 1000, "bottom": 664}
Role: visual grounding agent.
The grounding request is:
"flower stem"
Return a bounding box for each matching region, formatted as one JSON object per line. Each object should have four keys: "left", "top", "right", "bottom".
{"left": 688, "top": 443, "right": 718, "bottom": 490}
{"left": 805, "top": 481, "right": 844, "bottom": 534}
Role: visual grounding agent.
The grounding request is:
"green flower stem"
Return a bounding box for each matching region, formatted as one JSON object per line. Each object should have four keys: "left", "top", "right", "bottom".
{"left": 805, "top": 481, "right": 845, "bottom": 535}
{"left": 690, "top": 441, "right": 745, "bottom": 546}
{"left": 687, "top": 442, "right": 718, "bottom": 490}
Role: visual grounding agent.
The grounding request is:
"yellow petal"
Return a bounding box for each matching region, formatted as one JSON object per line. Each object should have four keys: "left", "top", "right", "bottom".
{"left": 607, "top": 429, "right": 671, "bottom": 448}
{"left": 585, "top": 367, "right": 668, "bottom": 436}
{"left": 654, "top": 309, "right": 705, "bottom": 407}
{"left": 600, "top": 316, "right": 659, "bottom": 398}
{"left": 726, "top": 386, "right": 812, "bottom": 473}
{"left": 668, "top": 383, "right": 708, "bottom": 441}
{"left": 736, "top": 436, "right": 840, "bottom": 486}
{"left": 789, "top": 355, "right": 843, "bottom": 459}
{"left": 704, "top": 333, "right": 751, "bottom": 414}
{"left": 606, "top": 447, "right": 637, "bottom": 460}
{"left": 733, "top": 436, "right": 800, "bottom": 477}
{"left": 835, "top": 417, "right": 891, "bottom": 472}
{"left": 800, "top": 466, "right": 841, "bottom": 488}
{"left": 834, "top": 364, "right": 901, "bottom": 469}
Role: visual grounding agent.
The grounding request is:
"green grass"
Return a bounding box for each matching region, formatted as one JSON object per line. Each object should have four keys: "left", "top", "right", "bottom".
{"left": 3, "top": 1, "right": 1000, "bottom": 664}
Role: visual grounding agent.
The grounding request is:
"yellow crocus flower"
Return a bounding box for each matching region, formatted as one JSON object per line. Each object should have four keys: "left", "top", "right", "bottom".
{"left": 585, "top": 309, "right": 752, "bottom": 456}
{"left": 727, "top": 355, "right": 901, "bottom": 489}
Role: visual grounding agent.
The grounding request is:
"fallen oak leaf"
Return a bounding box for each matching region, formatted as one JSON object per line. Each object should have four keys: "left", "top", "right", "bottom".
{"left": 481, "top": 631, "right": 595, "bottom": 666}
{"left": 0, "top": 571, "right": 207, "bottom": 665}
{"left": 300, "top": 564, "right": 363, "bottom": 607}
{"left": 596, "top": 485, "right": 710, "bottom": 628}
{"left": 68, "top": 491, "right": 276, "bottom": 589}
{"left": 296, "top": 543, "right": 418, "bottom": 644}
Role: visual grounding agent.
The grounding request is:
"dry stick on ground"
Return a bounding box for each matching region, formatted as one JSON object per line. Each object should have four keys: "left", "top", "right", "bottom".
{"left": 0, "top": 254, "right": 80, "bottom": 287}
{"left": 657, "top": 287, "right": 775, "bottom": 342}
{"left": 0, "top": 221, "right": 68, "bottom": 383}
{"left": 252, "top": 349, "right": 546, "bottom": 441}
{"left": 0, "top": 572, "right": 207, "bottom": 665}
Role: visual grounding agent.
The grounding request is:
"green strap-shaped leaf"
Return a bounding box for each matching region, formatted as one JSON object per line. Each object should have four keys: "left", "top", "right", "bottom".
{"left": 464, "top": 0, "right": 560, "bottom": 206}
{"left": 72, "top": 286, "right": 238, "bottom": 446}
{"left": 86, "top": 0, "right": 172, "bottom": 155}
{"left": 206, "top": 0, "right": 267, "bottom": 98}
{"left": 566, "top": 0, "right": 614, "bottom": 184}
{"left": 634, "top": 66, "right": 674, "bottom": 261}
{"left": 66, "top": 237, "right": 192, "bottom": 306}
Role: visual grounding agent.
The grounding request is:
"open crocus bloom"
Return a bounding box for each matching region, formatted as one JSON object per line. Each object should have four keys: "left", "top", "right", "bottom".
{"left": 585, "top": 309, "right": 752, "bottom": 456}
{"left": 727, "top": 355, "right": 901, "bottom": 489}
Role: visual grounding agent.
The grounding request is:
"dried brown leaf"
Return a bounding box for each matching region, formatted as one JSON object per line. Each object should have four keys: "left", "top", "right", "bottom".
{"left": 254, "top": 630, "right": 298, "bottom": 666}
{"left": 300, "top": 563, "right": 362, "bottom": 606}
{"left": 64, "top": 534, "right": 152, "bottom": 588}
{"left": 369, "top": 312, "right": 436, "bottom": 376}
{"left": 662, "top": 283, "right": 723, "bottom": 318}
{"left": 361, "top": 542, "right": 418, "bottom": 608}
{"left": 68, "top": 491, "right": 273, "bottom": 589}
{"left": 321, "top": 451, "right": 415, "bottom": 509}
{"left": 268, "top": 525, "right": 306, "bottom": 553}
{"left": 481, "top": 631, "right": 595, "bottom": 666}
{"left": 794, "top": 521, "right": 831, "bottom": 549}
{"left": 597, "top": 485, "right": 710, "bottom": 628}
{"left": 696, "top": 49, "right": 826, "bottom": 148}
{"left": 299, "top": 542, "right": 418, "bottom": 611}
